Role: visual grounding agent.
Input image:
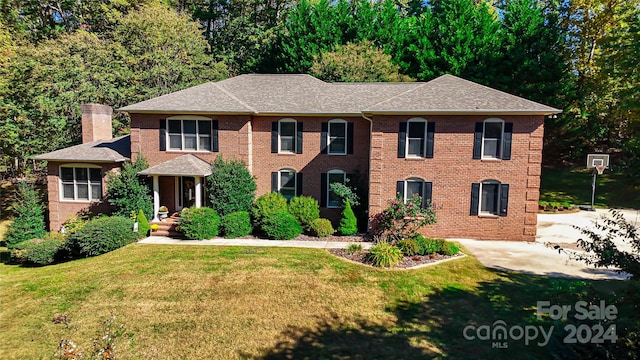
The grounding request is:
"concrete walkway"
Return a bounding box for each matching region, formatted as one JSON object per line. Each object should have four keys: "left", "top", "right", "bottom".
{"left": 140, "top": 236, "right": 373, "bottom": 249}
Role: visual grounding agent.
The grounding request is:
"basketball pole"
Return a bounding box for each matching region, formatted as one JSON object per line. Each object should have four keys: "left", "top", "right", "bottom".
{"left": 591, "top": 169, "right": 596, "bottom": 211}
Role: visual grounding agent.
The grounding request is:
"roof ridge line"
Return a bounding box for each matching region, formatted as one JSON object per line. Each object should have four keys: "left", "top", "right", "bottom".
{"left": 214, "top": 82, "right": 257, "bottom": 113}
{"left": 366, "top": 82, "right": 428, "bottom": 109}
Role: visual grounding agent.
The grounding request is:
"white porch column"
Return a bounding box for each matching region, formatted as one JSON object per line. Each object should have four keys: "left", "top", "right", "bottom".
{"left": 195, "top": 176, "right": 202, "bottom": 208}
{"left": 152, "top": 175, "right": 160, "bottom": 222}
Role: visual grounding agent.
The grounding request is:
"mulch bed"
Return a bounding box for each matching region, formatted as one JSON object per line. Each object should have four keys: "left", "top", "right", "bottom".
{"left": 329, "top": 248, "right": 464, "bottom": 269}
{"left": 244, "top": 233, "right": 372, "bottom": 243}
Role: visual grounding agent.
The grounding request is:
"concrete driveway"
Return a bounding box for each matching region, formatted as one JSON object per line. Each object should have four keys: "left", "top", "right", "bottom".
{"left": 455, "top": 209, "right": 640, "bottom": 280}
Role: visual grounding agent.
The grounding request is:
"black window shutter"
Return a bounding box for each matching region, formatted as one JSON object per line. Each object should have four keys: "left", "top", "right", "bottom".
{"left": 320, "top": 173, "right": 327, "bottom": 207}
{"left": 159, "top": 119, "right": 166, "bottom": 151}
{"left": 422, "top": 182, "right": 433, "bottom": 209}
{"left": 271, "top": 172, "right": 278, "bottom": 192}
{"left": 502, "top": 122, "right": 513, "bottom": 160}
{"left": 320, "top": 122, "right": 328, "bottom": 154}
{"left": 296, "top": 173, "right": 303, "bottom": 196}
{"left": 473, "top": 122, "right": 483, "bottom": 159}
{"left": 347, "top": 122, "right": 354, "bottom": 154}
{"left": 396, "top": 181, "right": 405, "bottom": 199}
{"left": 271, "top": 122, "right": 278, "bottom": 153}
{"left": 426, "top": 122, "right": 435, "bottom": 158}
{"left": 296, "top": 122, "right": 303, "bottom": 154}
{"left": 499, "top": 184, "right": 510, "bottom": 216}
{"left": 470, "top": 183, "right": 480, "bottom": 215}
{"left": 212, "top": 120, "right": 219, "bottom": 152}
{"left": 398, "top": 122, "right": 407, "bottom": 158}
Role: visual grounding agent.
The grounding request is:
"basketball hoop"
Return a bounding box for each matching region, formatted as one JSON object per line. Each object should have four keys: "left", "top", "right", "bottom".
{"left": 594, "top": 165, "right": 606, "bottom": 175}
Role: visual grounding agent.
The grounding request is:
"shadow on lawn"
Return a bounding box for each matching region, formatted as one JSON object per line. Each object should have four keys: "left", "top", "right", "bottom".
{"left": 247, "top": 271, "right": 639, "bottom": 360}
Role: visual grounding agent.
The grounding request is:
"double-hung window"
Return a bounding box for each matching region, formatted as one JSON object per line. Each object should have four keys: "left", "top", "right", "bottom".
{"left": 279, "top": 119, "right": 296, "bottom": 153}
{"left": 327, "top": 170, "right": 346, "bottom": 208}
{"left": 278, "top": 169, "right": 297, "bottom": 200}
{"left": 167, "top": 118, "right": 212, "bottom": 151}
{"left": 60, "top": 166, "right": 102, "bottom": 201}
{"left": 396, "top": 178, "right": 432, "bottom": 209}
{"left": 407, "top": 119, "right": 427, "bottom": 157}
{"left": 328, "top": 120, "right": 347, "bottom": 155}
{"left": 473, "top": 118, "right": 513, "bottom": 160}
{"left": 470, "top": 180, "right": 510, "bottom": 216}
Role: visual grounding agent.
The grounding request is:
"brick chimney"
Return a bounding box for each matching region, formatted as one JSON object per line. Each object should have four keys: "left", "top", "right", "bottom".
{"left": 80, "top": 104, "right": 113, "bottom": 143}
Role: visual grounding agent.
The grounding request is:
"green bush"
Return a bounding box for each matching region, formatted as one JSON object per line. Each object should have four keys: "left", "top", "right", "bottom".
{"left": 338, "top": 199, "right": 358, "bottom": 235}
{"left": 397, "top": 238, "right": 419, "bottom": 256}
{"left": 368, "top": 242, "right": 403, "bottom": 268}
{"left": 11, "top": 232, "right": 66, "bottom": 265}
{"left": 345, "top": 243, "right": 363, "bottom": 254}
{"left": 178, "top": 207, "right": 221, "bottom": 240}
{"left": 207, "top": 155, "right": 257, "bottom": 216}
{"left": 440, "top": 241, "right": 460, "bottom": 256}
{"left": 288, "top": 196, "right": 320, "bottom": 231}
{"left": 262, "top": 211, "right": 302, "bottom": 240}
{"left": 136, "top": 209, "right": 150, "bottom": 238}
{"left": 311, "top": 218, "right": 334, "bottom": 238}
{"left": 413, "top": 235, "right": 442, "bottom": 255}
{"left": 106, "top": 154, "right": 153, "bottom": 220}
{"left": 66, "top": 216, "right": 136, "bottom": 257}
{"left": 4, "top": 182, "right": 46, "bottom": 248}
{"left": 221, "top": 211, "right": 252, "bottom": 238}
{"left": 251, "top": 192, "right": 288, "bottom": 227}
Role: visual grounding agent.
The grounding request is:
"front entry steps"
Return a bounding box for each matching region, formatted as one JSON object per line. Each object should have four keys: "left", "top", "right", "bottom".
{"left": 150, "top": 212, "right": 182, "bottom": 237}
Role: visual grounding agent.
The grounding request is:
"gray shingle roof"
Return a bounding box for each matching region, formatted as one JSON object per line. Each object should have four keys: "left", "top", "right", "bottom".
{"left": 33, "top": 135, "right": 131, "bottom": 162}
{"left": 119, "top": 74, "right": 561, "bottom": 115}
{"left": 138, "top": 154, "right": 211, "bottom": 176}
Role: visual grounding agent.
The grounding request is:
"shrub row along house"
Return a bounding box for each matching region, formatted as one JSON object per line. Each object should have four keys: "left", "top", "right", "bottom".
{"left": 34, "top": 74, "right": 561, "bottom": 241}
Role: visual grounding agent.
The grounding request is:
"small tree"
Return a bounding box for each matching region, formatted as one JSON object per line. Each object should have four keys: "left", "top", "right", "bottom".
{"left": 4, "top": 182, "right": 46, "bottom": 248}
{"left": 339, "top": 200, "right": 358, "bottom": 236}
{"left": 207, "top": 155, "right": 257, "bottom": 216}
{"left": 106, "top": 154, "right": 153, "bottom": 220}
{"left": 370, "top": 195, "right": 437, "bottom": 243}
{"left": 329, "top": 181, "right": 360, "bottom": 207}
{"left": 136, "top": 209, "right": 150, "bottom": 238}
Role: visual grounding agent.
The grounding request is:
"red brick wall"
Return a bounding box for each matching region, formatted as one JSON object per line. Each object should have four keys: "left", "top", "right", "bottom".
{"left": 46, "top": 162, "right": 120, "bottom": 231}
{"left": 369, "top": 115, "right": 543, "bottom": 241}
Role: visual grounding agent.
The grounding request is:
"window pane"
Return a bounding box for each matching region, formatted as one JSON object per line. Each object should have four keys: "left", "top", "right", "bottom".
{"left": 280, "top": 137, "right": 294, "bottom": 152}
{"left": 183, "top": 120, "right": 196, "bottom": 134}
{"left": 89, "top": 168, "right": 101, "bottom": 181}
{"left": 280, "top": 188, "right": 295, "bottom": 200}
{"left": 408, "top": 121, "right": 425, "bottom": 138}
{"left": 198, "top": 120, "right": 211, "bottom": 135}
{"left": 328, "top": 173, "right": 344, "bottom": 185}
{"left": 329, "top": 138, "right": 345, "bottom": 153}
{"left": 77, "top": 184, "right": 89, "bottom": 200}
{"left": 75, "top": 168, "right": 88, "bottom": 181}
{"left": 199, "top": 135, "right": 211, "bottom": 151}
{"left": 63, "top": 184, "right": 75, "bottom": 199}
{"left": 280, "top": 121, "right": 295, "bottom": 136}
{"left": 91, "top": 184, "right": 101, "bottom": 200}
{"left": 481, "top": 184, "right": 498, "bottom": 214}
{"left": 184, "top": 135, "right": 197, "bottom": 150}
{"left": 483, "top": 139, "right": 498, "bottom": 158}
{"left": 168, "top": 120, "right": 181, "bottom": 133}
{"left": 169, "top": 134, "right": 182, "bottom": 149}
{"left": 406, "top": 181, "right": 423, "bottom": 200}
{"left": 407, "top": 138, "right": 424, "bottom": 156}
{"left": 484, "top": 122, "right": 502, "bottom": 139}
{"left": 329, "top": 122, "right": 346, "bottom": 137}
{"left": 61, "top": 168, "right": 74, "bottom": 181}
{"left": 280, "top": 171, "right": 295, "bottom": 188}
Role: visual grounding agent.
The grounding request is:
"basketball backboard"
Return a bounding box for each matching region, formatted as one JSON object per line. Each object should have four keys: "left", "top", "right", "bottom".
{"left": 586, "top": 153, "right": 609, "bottom": 168}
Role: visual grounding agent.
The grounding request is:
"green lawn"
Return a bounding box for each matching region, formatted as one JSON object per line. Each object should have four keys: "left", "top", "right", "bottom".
{"left": 0, "top": 244, "right": 636, "bottom": 359}
{"left": 540, "top": 167, "right": 640, "bottom": 209}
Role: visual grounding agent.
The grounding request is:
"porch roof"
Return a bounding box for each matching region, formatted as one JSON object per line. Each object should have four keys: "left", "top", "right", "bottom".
{"left": 138, "top": 154, "right": 212, "bottom": 177}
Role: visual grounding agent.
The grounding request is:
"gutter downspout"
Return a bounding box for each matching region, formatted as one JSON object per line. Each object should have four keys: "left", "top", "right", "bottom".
{"left": 361, "top": 113, "right": 374, "bottom": 232}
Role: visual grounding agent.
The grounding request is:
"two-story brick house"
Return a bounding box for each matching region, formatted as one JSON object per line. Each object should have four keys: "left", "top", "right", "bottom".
{"left": 35, "top": 74, "right": 560, "bottom": 241}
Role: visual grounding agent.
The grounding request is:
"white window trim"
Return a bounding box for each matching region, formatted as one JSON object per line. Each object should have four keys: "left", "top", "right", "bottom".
{"left": 478, "top": 180, "right": 501, "bottom": 216}
{"left": 278, "top": 118, "right": 297, "bottom": 154}
{"left": 481, "top": 118, "right": 504, "bottom": 160}
{"left": 165, "top": 115, "right": 213, "bottom": 152}
{"left": 278, "top": 168, "right": 297, "bottom": 199}
{"left": 406, "top": 117, "right": 428, "bottom": 158}
{"left": 59, "top": 164, "right": 102, "bottom": 202}
{"left": 327, "top": 119, "right": 347, "bottom": 155}
{"left": 403, "top": 177, "right": 425, "bottom": 203}
{"left": 327, "top": 169, "right": 346, "bottom": 208}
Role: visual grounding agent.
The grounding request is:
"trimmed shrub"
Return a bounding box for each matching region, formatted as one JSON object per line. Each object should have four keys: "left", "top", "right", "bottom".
{"left": 413, "top": 235, "right": 442, "bottom": 255}
{"left": 345, "top": 243, "right": 363, "bottom": 254}
{"left": 221, "top": 211, "right": 252, "bottom": 238}
{"left": 136, "top": 209, "right": 150, "bottom": 238}
{"left": 262, "top": 211, "right": 302, "bottom": 240}
{"left": 11, "top": 232, "right": 66, "bottom": 265}
{"left": 4, "top": 182, "right": 46, "bottom": 248}
{"left": 106, "top": 154, "right": 153, "bottom": 220}
{"left": 397, "top": 238, "right": 419, "bottom": 256}
{"left": 288, "top": 196, "right": 320, "bottom": 231}
{"left": 368, "top": 242, "right": 403, "bottom": 268}
{"left": 338, "top": 200, "right": 358, "bottom": 235}
{"left": 66, "top": 216, "right": 136, "bottom": 257}
{"left": 251, "top": 192, "right": 288, "bottom": 227}
{"left": 440, "top": 241, "right": 460, "bottom": 256}
{"left": 207, "top": 155, "right": 257, "bottom": 216}
{"left": 178, "top": 207, "right": 221, "bottom": 240}
{"left": 311, "top": 218, "right": 334, "bottom": 238}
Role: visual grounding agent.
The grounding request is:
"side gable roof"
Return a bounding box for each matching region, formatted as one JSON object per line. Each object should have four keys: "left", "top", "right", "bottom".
{"left": 33, "top": 135, "right": 131, "bottom": 163}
